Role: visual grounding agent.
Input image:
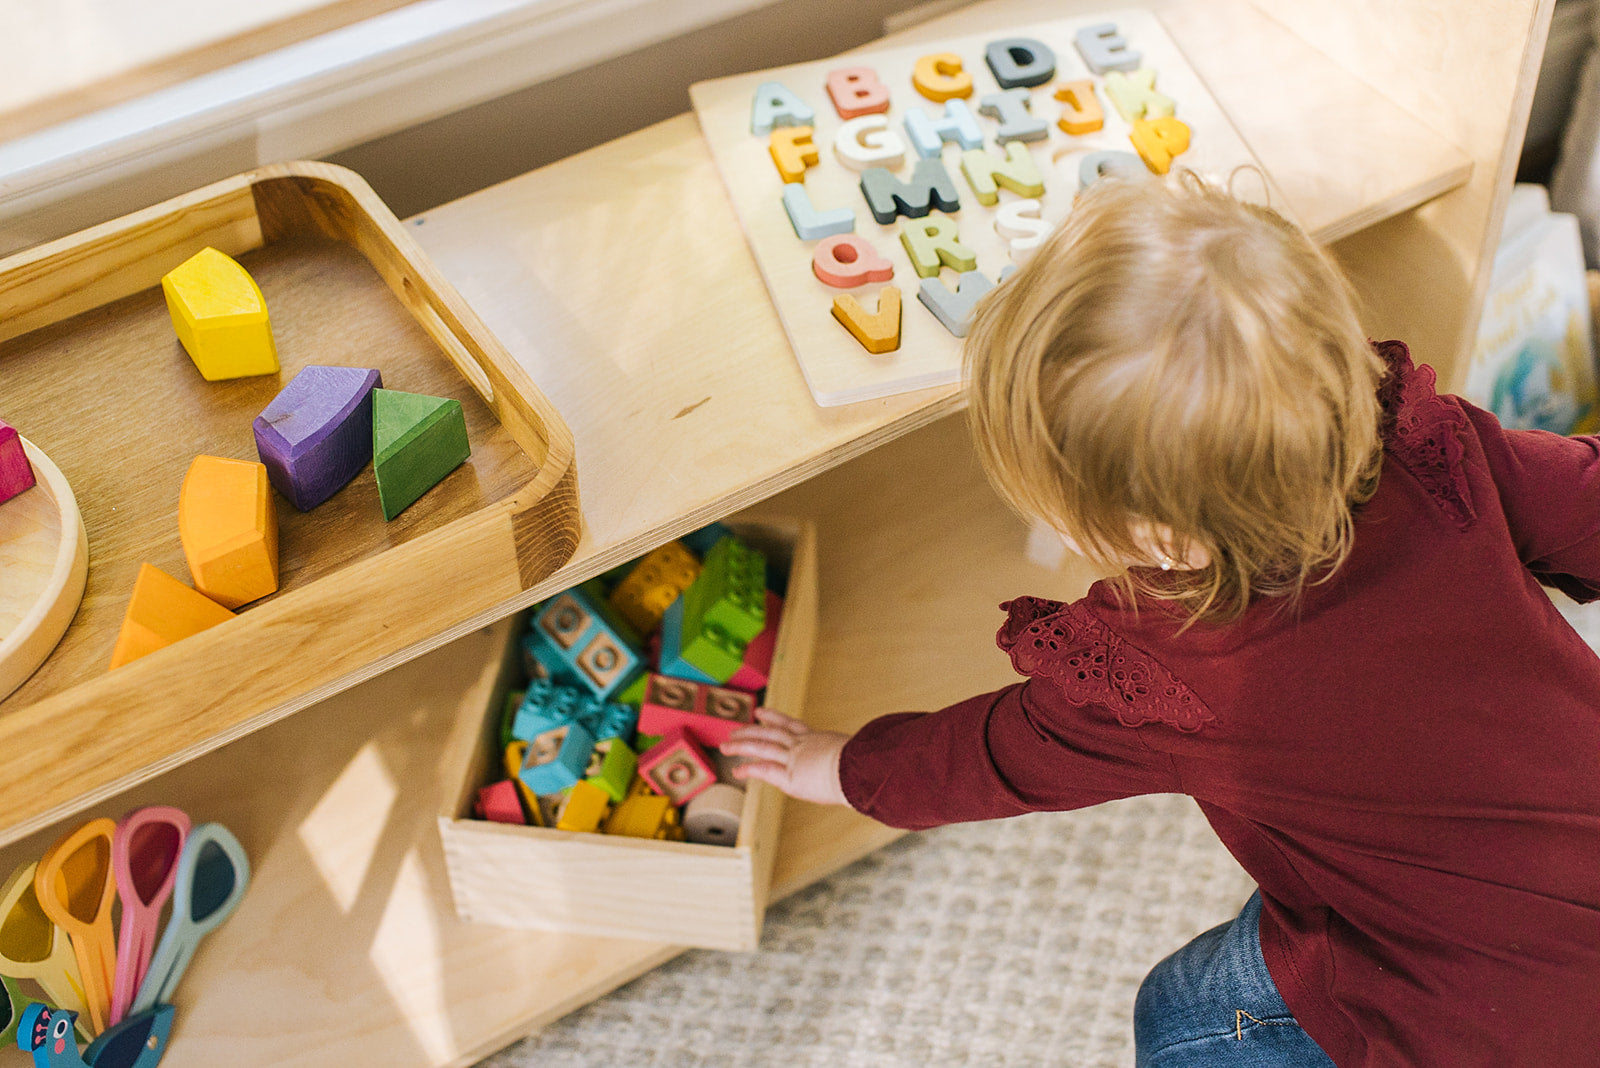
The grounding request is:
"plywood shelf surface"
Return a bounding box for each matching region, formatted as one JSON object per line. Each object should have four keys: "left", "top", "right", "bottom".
{"left": 405, "top": 0, "right": 1473, "bottom": 592}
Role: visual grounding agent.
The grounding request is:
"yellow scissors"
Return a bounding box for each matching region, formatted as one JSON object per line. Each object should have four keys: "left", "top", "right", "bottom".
{"left": 0, "top": 861, "right": 87, "bottom": 1026}
{"left": 35, "top": 818, "right": 118, "bottom": 1036}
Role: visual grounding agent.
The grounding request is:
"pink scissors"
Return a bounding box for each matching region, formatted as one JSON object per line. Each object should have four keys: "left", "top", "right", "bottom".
{"left": 108, "top": 807, "right": 189, "bottom": 1027}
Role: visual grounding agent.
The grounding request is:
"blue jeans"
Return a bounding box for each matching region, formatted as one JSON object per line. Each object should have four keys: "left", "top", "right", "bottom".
{"left": 1134, "top": 892, "right": 1336, "bottom": 1067}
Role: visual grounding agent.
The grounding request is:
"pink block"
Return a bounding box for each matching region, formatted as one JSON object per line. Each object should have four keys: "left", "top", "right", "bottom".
{"left": 728, "top": 591, "right": 783, "bottom": 692}
{"left": 639, "top": 673, "right": 757, "bottom": 748}
{"left": 0, "top": 421, "right": 36, "bottom": 504}
{"left": 476, "top": 780, "right": 526, "bottom": 824}
{"left": 638, "top": 727, "right": 717, "bottom": 805}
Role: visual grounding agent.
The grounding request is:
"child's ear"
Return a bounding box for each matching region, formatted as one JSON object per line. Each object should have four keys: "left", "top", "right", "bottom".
{"left": 1142, "top": 523, "right": 1211, "bottom": 571}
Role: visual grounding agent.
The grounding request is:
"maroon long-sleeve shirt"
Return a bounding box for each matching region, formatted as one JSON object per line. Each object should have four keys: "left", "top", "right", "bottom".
{"left": 838, "top": 343, "right": 1600, "bottom": 1067}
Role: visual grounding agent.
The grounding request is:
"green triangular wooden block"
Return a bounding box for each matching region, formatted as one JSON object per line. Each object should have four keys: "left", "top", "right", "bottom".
{"left": 372, "top": 388, "right": 470, "bottom": 520}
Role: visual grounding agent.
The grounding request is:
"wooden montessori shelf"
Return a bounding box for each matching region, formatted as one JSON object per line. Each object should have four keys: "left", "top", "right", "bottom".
{"left": 0, "top": 414, "right": 1089, "bottom": 1067}
{"left": 0, "top": 0, "right": 1510, "bottom": 1059}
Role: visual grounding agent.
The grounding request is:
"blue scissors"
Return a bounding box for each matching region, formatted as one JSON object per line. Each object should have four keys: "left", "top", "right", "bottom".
{"left": 127, "top": 823, "right": 248, "bottom": 1018}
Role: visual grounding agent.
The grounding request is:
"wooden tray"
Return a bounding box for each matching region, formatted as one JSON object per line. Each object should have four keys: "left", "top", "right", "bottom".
{"left": 0, "top": 161, "right": 580, "bottom": 846}
{"left": 0, "top": 438, "right": 89, "bottom": 702}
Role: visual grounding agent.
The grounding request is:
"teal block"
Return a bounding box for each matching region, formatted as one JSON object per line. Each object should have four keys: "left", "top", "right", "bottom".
{"left": 681, "top": 522, "right": 731, "bottom": 559}
{"left": 520, "top": 721, "right": 596, "bottom": 794}
{"left": 530, "top": 586, "right": 646, "bottom": 699}
{"left": 372, "top": 388, "right": 470, "bottom": 521}
{"left": 659, "top": 596, "right": 719, "bottom": 684}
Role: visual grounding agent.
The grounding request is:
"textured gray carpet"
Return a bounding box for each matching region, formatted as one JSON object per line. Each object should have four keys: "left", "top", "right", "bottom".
{"left": 481, "top": 793, "right": 1255, "bottom": 1067}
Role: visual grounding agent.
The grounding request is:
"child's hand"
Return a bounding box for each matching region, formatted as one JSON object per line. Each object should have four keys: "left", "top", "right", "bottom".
{"left": 722, "top": 707, "right": 850, "bottom": 806}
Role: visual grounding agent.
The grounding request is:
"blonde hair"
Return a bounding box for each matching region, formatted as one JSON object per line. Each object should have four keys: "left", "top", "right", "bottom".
{"left": 966, "top": 173, "right": 1385, "bottom": 624}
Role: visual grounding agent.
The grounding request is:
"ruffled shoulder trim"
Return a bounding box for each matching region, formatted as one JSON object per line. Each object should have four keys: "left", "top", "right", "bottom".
{"left": 1373, "top": 340, "right": 1476, "bottom": 530}
{"left": 996, "top": 596, "right": 1215, "bottom": 732}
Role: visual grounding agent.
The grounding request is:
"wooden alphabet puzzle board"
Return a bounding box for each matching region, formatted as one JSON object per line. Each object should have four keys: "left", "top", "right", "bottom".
{"left": 690, "top": 9, "right": 1279, "bottom": 406}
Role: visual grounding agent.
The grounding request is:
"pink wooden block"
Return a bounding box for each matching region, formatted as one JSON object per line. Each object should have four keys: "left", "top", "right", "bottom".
{"left": 812, "top": 234, "right": 895, "bottom": 289}
{"left": 0, "top": 421, "right": 36, "bottom": 504}
{"left": 638, "top": 726, "right": 717, "bottom": 805}
{"left": 826, "top": 67, "right": 891, "bottom": 119}
{"left": 728, "top": 591, "right": 783, "bottom": 692}
{"left": 639, "top": 673, "right": 757, "bottom": 748}
{"left": 475, "top": 779, "right": 527, "bottom": 824}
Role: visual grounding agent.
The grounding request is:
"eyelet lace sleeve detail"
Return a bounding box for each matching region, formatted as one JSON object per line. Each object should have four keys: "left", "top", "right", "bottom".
{"left": 997, "top": 597, "right": 1215, "bottom": 732}
{"left": 1374, "top": 340, "right": 1476, "bottom": 530}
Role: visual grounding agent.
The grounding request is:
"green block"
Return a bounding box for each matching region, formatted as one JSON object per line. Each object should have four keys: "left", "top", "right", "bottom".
{"left": 373, "top": 388, "right": 470, "bottom": 521}
{"left": 683, "top": 535, "right": 767, "bottom": 645}
{"left": 498, "top": 689, "right": 526, "bottom": 751}
{"left": 682, "top": 622, "right": 745, "bottom": 681}
{"left": 616, "top": 673, "right": 647, "bottom": 710}
{"left": 586, "top": 738, "right": 638, "bottom": 803}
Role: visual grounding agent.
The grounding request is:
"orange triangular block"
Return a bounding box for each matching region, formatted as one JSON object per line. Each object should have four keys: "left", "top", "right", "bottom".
{"left": 161, "top": 247, "right": 279, "bottom": 380}
{"left": 179, "top": 455, "right": 279, "bottom": 609}
{"left": 109, "top": 564, "right": 235, "bottom": 669}
{"left": 831, "top": 285, "right": 902, "bottom": 354}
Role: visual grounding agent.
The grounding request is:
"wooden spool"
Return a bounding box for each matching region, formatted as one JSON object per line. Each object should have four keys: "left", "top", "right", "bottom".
{"left": 0, "top": 439, "right": 88, "bottom": 702}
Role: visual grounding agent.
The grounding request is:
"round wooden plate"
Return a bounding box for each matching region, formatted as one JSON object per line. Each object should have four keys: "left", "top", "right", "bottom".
{"left": 0, "top": 438, "right": 89, "bottom": 702}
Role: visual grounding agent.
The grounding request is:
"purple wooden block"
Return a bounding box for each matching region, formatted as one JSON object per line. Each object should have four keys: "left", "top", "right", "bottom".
{"left": 252, "top": 365, "right": 382, "bottom": 511}
{"left": 0, "top": 420, "right": 36, "bottom": 505}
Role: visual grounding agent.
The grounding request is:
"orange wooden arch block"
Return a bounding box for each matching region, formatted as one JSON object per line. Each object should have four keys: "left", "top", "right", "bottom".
{"left": 179, "top": 455, "right": 279, "bottom": 609}
{"left": 109, "top": 564, "right": 235, "bottom": 669}
{"left": 831, "top": 285, "right": 902, "bottom": 354}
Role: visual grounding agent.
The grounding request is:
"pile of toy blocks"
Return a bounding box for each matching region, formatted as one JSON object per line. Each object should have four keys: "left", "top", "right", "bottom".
{"left": 473, "top": 523, "right": 783, "bottom": 848}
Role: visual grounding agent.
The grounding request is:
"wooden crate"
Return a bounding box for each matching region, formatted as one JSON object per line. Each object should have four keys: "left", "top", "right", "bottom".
{"left": 0, "top": 161, "right": 579, "bottom": 845}
{"left": 437, "top": 519, "right": 817, "bottom": 952}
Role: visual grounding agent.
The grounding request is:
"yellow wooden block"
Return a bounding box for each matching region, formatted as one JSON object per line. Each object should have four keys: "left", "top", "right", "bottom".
{"left": 912, "top": 52, "right": 973, "bottom": 102}
{"left": 160, "top": 247, "right": 279, "bottom": 381}
{"left": 831, "top": 286, "right": 902, "bottom": 354}
{"left": 504, "top": 740, "right": 544, "bottom": 826}
{"left": 768, "top": 126, "right": 819, "bottom": 184}
{"left": 555, "top": 779, "right": 611, "bottom": 833}
{"left": 1055, "top": 79, "right": 1104, "bottom": 135}
{"left": 1130, "top": 116, "right": 1192, "bottom": 174}
{"left": 109, "top": 564, "right": 235, "bottom": 669}
{"left": 602, "top": 793, "right": 685, "bottom": 840}
{"left": 178, "top": 455, "right": 279, "bottom": 610}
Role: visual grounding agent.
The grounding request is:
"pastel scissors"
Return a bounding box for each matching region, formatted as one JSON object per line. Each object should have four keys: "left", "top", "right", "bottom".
{"left": 0, "top": 861, "right": 86, "bottom": 1022}
{"left": 108, "top": 807, "right": 189, "bottom": 1027}
{"left": 36, "top": 819, "right": 118, "bottom": 1035}
{"left": 129, "top": 822, "right": 248, "bottom": 1018}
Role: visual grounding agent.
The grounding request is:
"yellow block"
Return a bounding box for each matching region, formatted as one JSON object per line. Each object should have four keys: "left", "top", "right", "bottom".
{"left": 161, "top": 247, "right": 279, "bottom": 381}
{"left": 179, "top": 455, "right": 279, "bottom": 609}
{"left": 556, "top": 780, "right": 611, "bottom": 833}
{"left": 109, "top": 564, "right": 235, "bottom": 669}
{"left": 608, "top": 540, "right": 702, "bottom": 635}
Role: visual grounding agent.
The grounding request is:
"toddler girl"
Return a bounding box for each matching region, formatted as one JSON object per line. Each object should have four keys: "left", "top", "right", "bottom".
{"left": 723, "top": 175, "right": 1600, "bottom": 1066}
